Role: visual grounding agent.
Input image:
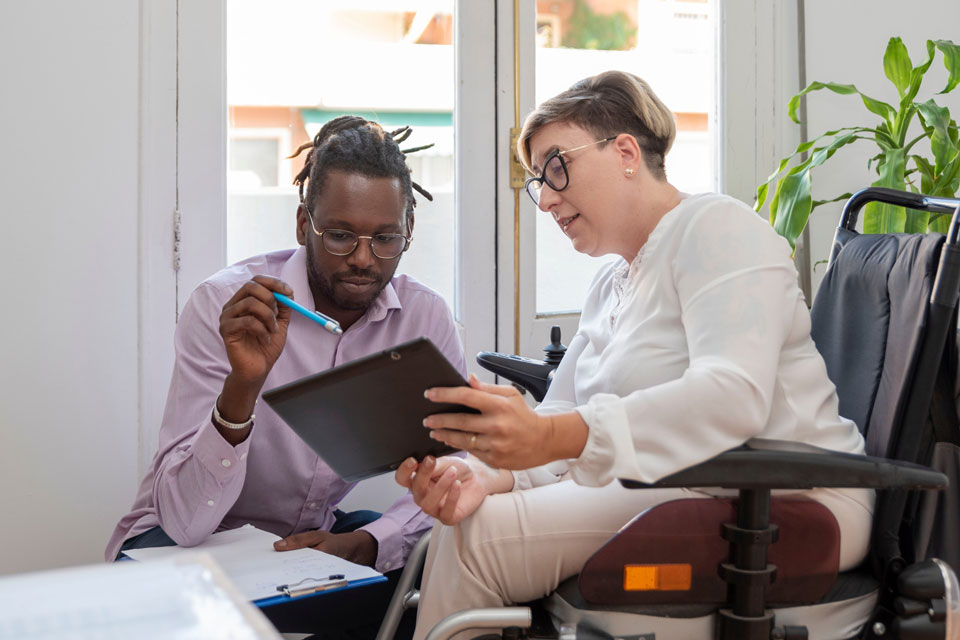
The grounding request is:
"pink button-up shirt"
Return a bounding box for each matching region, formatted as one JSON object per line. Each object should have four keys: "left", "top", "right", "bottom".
{"left": 105, "top": 247, "right": 466, "bottom": 571}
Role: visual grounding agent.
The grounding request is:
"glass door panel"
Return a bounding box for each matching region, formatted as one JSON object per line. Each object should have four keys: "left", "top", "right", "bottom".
{"left": 226, "top": 0, "right": 456, "bottom": 305}
{"left": 533, "top": 0, "right": 716, "bottom": 316}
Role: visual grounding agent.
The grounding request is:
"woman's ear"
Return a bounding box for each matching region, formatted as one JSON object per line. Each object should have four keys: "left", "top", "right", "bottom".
{"left": 296, "top": 204, "right": 308, "bottom": 246}
{"left": 614, "top": 133, "right": 642, "bottom": 175}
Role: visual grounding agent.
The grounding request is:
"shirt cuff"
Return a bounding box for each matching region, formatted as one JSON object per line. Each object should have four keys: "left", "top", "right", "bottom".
{"left": 359, "top": 516, "right": 402, "bottom": 574}
{"left": 512, "top": 460, "right": 569, "bottom": 490}
{"left": 191, "top": 418, "right": 252, "bottom": 484}
{"left": 569, "top": 394, "right": 631, "bottom": 487}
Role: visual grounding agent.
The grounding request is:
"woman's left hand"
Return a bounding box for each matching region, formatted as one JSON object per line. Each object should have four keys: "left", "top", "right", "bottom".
{"left": 424, "top": 374, "right": 584, "bottom": 469}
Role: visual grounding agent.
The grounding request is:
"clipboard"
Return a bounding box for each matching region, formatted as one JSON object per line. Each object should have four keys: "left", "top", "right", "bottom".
{"left": 262, "top": 337, "right": 476, "bottom": 482}
{"left": 121, "top": 525, "right": 387, "bottom": 606}
{"left": 255, "top": 573, "right": 387, "bottom": 608}
{"left": 276, "top": 574, "right": 349, "bottom": 597}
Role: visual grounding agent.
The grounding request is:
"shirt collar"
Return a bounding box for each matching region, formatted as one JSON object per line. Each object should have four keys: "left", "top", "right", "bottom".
{"left": 280, "top": 246, "right": 403, "bottom": 327}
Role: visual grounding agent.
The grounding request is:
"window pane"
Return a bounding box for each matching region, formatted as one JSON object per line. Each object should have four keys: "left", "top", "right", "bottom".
{"left": 226, "top": 1, "right": 456, "bottom": 306}
{"left": 535, "top": 0, "right": 716, "bottom": 315}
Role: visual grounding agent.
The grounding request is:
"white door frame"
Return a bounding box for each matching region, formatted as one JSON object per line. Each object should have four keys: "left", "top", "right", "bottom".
{"left": 177, "top": 0, "right": 228, "bottom": 312}
{"left": 454, "top": 0, "right": 498, "bottom": 379}
{"left": 137, "top": 0, "right": 178, "bottom": 473}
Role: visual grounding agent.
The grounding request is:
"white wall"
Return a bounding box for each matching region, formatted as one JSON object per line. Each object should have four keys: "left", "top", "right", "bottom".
{"left": 0, "top": 2, "right": 144, "bottom": 573}
{"left": 803, "top": 0, "right": 960, "bottom": 294}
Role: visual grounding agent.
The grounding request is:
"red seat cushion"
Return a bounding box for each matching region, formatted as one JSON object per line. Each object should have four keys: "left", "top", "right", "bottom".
{"left": 578, "top": 498, "right": 841, "bottom": 606}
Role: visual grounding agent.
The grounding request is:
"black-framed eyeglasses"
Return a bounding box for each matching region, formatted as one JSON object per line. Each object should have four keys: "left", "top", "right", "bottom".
{"left": 304, "top": 206, "right": 411, "bottom": 259}
{"left": 523, "top": 136, "right": 617, "bottom": 207}
{"left": 524, "top": 136, "right": 617, "bottom": 207}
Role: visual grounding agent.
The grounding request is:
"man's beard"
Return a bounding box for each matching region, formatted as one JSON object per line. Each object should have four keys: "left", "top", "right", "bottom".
{"left": 306, "top": 241, "right": 387, "bottom": 311}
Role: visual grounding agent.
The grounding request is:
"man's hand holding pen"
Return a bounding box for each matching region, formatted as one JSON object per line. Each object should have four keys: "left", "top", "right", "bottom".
{"left": 215, "top": 275, "right": 294, "bottom": 444}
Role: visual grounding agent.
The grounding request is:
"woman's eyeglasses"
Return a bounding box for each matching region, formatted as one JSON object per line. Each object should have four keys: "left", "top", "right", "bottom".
{"left": 524, "top": 136, "right": 617, "bottom": 206}
{"left": 304, "top": 206, "right": 410, "bottom": 259}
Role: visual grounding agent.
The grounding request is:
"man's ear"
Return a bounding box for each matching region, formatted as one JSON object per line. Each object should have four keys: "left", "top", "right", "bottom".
{"left": 406, "top": 210, "right": 415, "bottom": 238}
{"left": 296, "top": 204, "right": 308, "bottom": 246}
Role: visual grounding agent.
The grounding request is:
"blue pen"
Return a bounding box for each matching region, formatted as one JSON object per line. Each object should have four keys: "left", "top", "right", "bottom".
{"left": 274, "top": 292, "right": 343, "bottom": 335}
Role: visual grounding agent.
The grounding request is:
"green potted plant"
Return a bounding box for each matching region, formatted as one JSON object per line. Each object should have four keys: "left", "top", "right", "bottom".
{"left": 755, "top": 37, "right": 960, "bottom": 250}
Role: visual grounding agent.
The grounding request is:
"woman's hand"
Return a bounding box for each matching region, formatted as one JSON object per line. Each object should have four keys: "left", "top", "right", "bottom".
{"left": 395, "top": 456, "right": 506, "bottom": 525}
{"left": 422, "top": 374, "right": 588, "bottom": 470}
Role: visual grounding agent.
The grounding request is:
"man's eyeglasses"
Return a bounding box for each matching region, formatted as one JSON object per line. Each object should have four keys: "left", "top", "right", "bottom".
{"left": 524, "top": 136, "right": 617, "bottom": 207}
{"left": 304, "top": 206, "right": 410, "bottom": 259}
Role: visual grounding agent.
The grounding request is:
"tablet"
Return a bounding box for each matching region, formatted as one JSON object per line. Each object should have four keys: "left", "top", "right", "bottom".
{"left": 261, "top": 337, "right": 473, "bottom": 482}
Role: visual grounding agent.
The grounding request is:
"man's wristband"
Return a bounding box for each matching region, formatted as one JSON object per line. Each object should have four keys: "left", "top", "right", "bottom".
{"left": 212, "top": 396, "right": 254, "bottom": 431}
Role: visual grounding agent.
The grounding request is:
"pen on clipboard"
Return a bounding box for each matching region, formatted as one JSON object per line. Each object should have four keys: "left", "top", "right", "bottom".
{"left": 273, "top": 292, "right": 343, "bottom": 335}
{"left": 276, "top": 574, "right": 348, "bottom": 597}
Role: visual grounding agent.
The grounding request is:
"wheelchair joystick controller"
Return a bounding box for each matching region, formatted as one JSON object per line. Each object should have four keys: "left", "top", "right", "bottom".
{"left": 543, "top": 325, "right": 567, "bottom": 365}
{"left": 476, "top": 326, "right": 567, "bottom": 402}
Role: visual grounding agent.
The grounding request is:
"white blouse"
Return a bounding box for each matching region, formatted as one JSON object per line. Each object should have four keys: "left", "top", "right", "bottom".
{"left": 515, "top": 192, "right": 866, "bottom": 490}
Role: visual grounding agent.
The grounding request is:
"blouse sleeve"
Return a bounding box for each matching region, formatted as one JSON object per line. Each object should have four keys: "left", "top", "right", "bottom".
{"left": 512, "top": 262, "right": 618, "bottom": 490}
{"left": 569, "top": 202, "right": 803, "bottom": 487}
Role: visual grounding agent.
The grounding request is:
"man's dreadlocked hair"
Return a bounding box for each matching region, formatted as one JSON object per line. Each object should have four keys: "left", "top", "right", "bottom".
{"left": 290, "top": 116, "right": 433, "bottom": 231}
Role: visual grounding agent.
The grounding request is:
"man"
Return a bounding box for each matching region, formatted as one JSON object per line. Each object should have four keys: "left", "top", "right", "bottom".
{"left": 106, "top": 116, "right": 466, "bottom": 637}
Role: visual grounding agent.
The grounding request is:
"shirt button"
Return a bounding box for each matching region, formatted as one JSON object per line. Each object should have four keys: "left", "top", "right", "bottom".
{"left": 207, "top": 500, "right": 215, "bottom": 507}
{"left": 221, "top": 459, "right": 232, "bottom": 468}
{"left": 309, "top": 502, "right": 318, "bottom": 509}
{"left": 240, "top": 453, "right": 247, "bottom": 461}
{"left": 383, "top": 562, "right": 391, "bottom": 570}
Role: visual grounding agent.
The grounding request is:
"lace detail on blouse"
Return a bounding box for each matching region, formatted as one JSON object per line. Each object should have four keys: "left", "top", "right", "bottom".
{"left": 610, "top": 248, "right": 646, "bottom": 328}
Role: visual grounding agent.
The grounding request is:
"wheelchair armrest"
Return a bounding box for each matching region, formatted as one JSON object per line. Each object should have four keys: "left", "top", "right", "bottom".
{"left": 619, "top": 446, "right": 948, "bottom": 491}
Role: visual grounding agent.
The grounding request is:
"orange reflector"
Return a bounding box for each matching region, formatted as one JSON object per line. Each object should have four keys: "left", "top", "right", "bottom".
{"left": 623, "top": 564, "right": 692, "bottom": 591}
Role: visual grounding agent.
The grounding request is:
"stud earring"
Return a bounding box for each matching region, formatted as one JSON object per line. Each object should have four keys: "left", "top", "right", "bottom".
{"left": 625, "top": 168, "right": 634, "bottom": 176}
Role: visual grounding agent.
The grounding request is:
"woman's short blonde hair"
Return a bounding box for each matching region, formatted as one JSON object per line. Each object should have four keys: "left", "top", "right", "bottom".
{"left": 518, "top": 70, "right": 676, "bottom": 181}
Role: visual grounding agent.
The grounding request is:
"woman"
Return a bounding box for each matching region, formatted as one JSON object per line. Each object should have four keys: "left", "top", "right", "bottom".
{"left": 395, "top": 70, "right": 873, "bottom": 639}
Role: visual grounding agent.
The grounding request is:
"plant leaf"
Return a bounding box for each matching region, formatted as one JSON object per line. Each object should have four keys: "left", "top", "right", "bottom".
{"left": 772, "top": 170, "right": 812, "bottom": 250}
{"left": 768, "top": 132, "right": 861, "bottom": 246}
{"left": 905, "top": 40, "right": 937, "bottom": 104}
{"left": 755, "top": 182, "right": 770, "bottom": 212}
{"left": 929, "top": 212, "right": 953, "bottom": 233}
{"left": 754, "top": 127, "right": 866, "bottom": 210}
{"left": 864, "top": 148, "right": 907, "bottom": 233}
{"left": 788, "top": 81, "right": 895, "bottom": 125}
{"left": 905, "top": 209, "right": 930, "bottom": 233}
{"left": 932, "top": 155, "right": 960, "bottom": 197}
{"left": 812, "top": 192, "right": 854, "bottom": 208}
{"left": 860, "top": 93, "right": 897, "bottom": 124}
{"left": 916, "top": 99, "right": 959, "bottom": 173}
{"left": 934, "top": 40, "right": 960, "bottom": 94}
{"left": 884, "top": 37, "right": 913, "bottom": 98}
{"left": 912, "top": 154, "right": 936, "bottom": 193}
{"left": 903, "top": 131, "right": 931, "bottom": 155}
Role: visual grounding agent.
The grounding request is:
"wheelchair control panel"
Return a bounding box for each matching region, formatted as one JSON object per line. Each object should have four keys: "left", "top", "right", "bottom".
{"left": 476, "top": 326, "right": 567, "bottom": 402}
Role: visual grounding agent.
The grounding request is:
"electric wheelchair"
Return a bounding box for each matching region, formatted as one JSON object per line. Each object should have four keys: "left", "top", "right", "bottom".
{"left": 378, "top": 187, "right": 960, "bottom": 640}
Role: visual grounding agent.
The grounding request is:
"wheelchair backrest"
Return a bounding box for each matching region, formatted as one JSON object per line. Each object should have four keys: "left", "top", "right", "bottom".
{"left": 809, "top": 231, "right": 948, "bottom": 457}
{"left": 809, "top": 189, "right": 960, "bottom": 574}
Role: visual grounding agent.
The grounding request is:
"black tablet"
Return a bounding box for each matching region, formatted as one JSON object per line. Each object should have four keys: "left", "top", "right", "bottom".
{"left": 261, "top": 337, "right": 472, "bottom": 482}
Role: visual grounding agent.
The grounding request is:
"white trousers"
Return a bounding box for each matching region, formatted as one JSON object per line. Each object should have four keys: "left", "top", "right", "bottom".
{"left": 413, "top": 480, "right": 874, "bottom": 640}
